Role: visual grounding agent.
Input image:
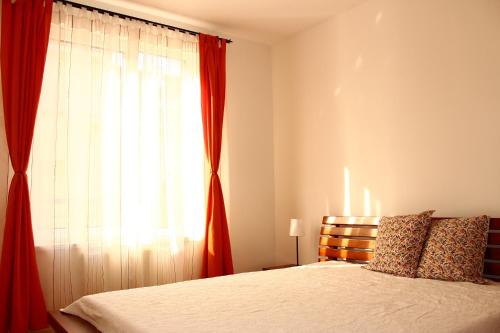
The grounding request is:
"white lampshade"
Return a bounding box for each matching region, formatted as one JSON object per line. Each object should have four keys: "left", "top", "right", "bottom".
{"left": 289, "top": 218, "right": 304, "bottom": 237}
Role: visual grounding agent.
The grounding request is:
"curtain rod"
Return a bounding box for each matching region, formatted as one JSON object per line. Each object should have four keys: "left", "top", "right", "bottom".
{"left": 53, "top": 0, "right": 232, "bottom": 44}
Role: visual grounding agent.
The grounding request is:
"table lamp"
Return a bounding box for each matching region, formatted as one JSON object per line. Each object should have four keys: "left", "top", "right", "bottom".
{"left": 289, "top": 218, "right": 304, "bottom": 266}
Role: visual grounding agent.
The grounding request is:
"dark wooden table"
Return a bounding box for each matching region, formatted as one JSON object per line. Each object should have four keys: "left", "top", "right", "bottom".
{"left": 262, "top": 264, "right": 297, "bottom": 271}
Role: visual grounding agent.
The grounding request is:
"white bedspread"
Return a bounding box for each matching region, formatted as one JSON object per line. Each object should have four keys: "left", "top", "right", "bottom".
{"left": 62, "top": 261, "right": 500, "bottom": 333}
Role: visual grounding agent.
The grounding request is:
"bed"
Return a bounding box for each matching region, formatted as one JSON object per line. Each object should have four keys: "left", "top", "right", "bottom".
{"left": 49, "top": 216, "right": 500, "bottom": 333}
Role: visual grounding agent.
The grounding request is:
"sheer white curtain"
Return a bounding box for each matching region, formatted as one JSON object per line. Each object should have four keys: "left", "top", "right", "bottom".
{"left": 29, "top": 3, "right": 206, "bottom": 310}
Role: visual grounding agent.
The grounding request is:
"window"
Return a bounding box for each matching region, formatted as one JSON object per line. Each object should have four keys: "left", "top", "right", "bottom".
{"left": 29, "top": 3, "right": 206, "bottom": 309}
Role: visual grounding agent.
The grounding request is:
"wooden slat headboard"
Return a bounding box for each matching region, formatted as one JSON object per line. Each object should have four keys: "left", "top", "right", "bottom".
{"left": 318, "top": 216, "right": 500, "bottom": 281}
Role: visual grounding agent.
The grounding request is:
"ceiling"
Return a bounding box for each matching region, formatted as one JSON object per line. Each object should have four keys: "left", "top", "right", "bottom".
{"left": 117, "top": 0, "right": 365, "bottom": 44}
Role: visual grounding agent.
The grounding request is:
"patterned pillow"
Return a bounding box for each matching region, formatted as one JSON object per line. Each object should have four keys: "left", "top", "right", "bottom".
{"left": 365, "top": 211, "right": 434, "bottom": 277}
{"left": 417, "top": 216, "right": 489, "bottom": 283}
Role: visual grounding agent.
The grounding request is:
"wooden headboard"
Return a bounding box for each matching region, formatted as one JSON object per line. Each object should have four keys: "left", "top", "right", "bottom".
{"left": 318, "top": 216, "right": 500, "bottom": 281}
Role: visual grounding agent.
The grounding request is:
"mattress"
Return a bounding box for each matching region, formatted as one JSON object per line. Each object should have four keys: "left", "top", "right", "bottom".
{"left": 62, "top": 261, "right": 500, "bottom": 333}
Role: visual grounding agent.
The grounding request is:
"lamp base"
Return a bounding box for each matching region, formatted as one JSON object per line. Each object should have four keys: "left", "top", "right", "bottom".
{"left": 295, "top": 236, "right": 299, "bottom": 266}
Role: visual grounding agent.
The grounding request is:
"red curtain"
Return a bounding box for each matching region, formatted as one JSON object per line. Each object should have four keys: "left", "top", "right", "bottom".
{"left": 199, "top": 34, "right": 234, "bottom": 278}
{"left": 0, "top": 0, "right": 53, "bottom": 331}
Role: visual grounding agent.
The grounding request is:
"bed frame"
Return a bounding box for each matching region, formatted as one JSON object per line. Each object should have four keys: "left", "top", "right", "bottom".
{"left": 48, "top": 310, "right": 99, "bottom": 333}
{"left": 318, "top": 216, "right": 500, "bottom": 281}
{"left": 48, "top": 215, "right": 500, "bottom": 332}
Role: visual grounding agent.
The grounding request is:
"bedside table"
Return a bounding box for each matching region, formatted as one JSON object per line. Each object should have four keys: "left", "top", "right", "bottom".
{"left": 262, "top": 264, "right": 297, "bottom": 271}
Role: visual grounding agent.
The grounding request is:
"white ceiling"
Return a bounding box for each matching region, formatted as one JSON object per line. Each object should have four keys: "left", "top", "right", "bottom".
{"left": 115, "top": 0, "right": 365, "bottom": 44}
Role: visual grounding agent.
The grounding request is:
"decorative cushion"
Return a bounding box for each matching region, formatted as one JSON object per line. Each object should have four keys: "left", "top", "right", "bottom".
{"left": 417, "top": 216, "right": 489, "bottom": 283}
{"left": 365, "top": 210, "right": 434, "bottom": 277}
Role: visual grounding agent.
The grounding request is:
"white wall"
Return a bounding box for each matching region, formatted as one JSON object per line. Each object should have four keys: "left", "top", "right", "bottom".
{"left": 225, "top": 39, "right": 275, "bottom": 272}
{"left": 272, "top": 0, "right": 500, "bottom": 265}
